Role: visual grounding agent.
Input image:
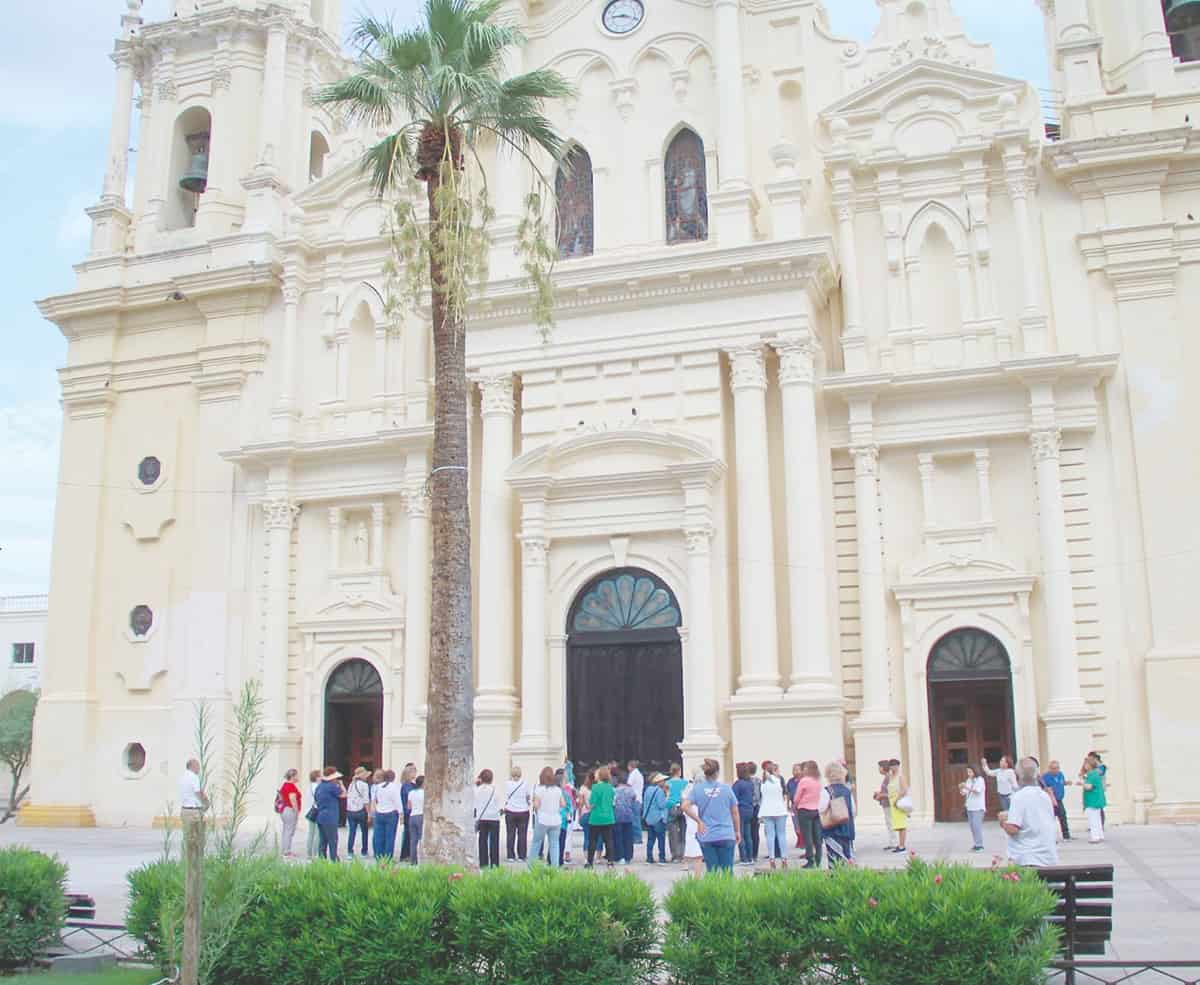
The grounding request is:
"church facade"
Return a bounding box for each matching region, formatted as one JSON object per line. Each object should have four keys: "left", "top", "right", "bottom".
{"left": 23, "top": 0, "right": 1200, "bottom": 827}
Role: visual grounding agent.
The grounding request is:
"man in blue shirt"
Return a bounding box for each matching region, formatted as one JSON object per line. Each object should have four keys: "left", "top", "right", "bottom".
{"left": 1042, "top": 759, "right": 1071, "bottom": 840}
{"left": 682, "top": 758, "right": 742, "bottom": 873}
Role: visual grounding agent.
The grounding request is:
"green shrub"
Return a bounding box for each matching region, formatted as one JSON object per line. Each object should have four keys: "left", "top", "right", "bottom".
{"left": 663, "top": 859, "right": 1059, "bottom": 985}
{"left": 0, "top": 846, "right": 67, "bottom": 968}
{"left": 453, "top": 866, "right": 658, "bottom": 985}
{"left": 128, "top": 858, "right": 460, "bottom": 985}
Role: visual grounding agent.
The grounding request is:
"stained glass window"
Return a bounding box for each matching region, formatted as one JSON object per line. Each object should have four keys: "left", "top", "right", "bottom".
{"left": 927, "top": 628, "right": 1010, "bottom": 682}
{"left": 130, "top": 605, "right": 154, "bottom": 637}
{"left": 556, "top": 145, "right": 594, "bottom": 259}
{"left": 664, "top": 128, "right": 708, "bottom": 244}
{"left": 571, "top": 571, "right": 681, "bottom": 633}
{"left": 326, "top": 658, "right": 383, "bottom": 700}
{"left": 138, "top": 456, "right": 161, "bottom": 486}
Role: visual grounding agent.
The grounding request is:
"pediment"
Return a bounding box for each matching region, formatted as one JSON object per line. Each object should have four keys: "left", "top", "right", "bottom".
{"left": 506, "top": 423, "right": 723, "bottom": 487}
{"left": 893, "top": 541, "right": 1034, "bottom": 601}
{"left": 822, "top": 59, "right": 1025, "bottom": 124}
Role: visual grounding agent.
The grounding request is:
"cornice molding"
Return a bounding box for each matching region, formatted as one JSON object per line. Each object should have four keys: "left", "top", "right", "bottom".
{"left": 1044, "top": 126, "right": 1197, "bottom": 177}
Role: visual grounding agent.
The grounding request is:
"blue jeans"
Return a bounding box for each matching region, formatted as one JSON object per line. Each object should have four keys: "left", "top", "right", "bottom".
{"left": 409, "top": 815, "right": 424, "bottom": 864}
{"left": 373, "top": 811, "right": 398, "bottom": 860}
{"left": 645, "top": 822, "right": 667, "bottom": 862}
{"left": 699, "top": 840, "right": 735, "bottom": 873}
{"left": 763, "top": 815, "right": 789, "bottom": 860}
{"left": 632, "top": 816, "right": 643, "bottom": 844}
{"left": 615, "top": 821, "right": 635, "bottom": 862}
{"left": 739, "top": 815, "right": 755, "bottom": 862}
{"left": 580, "top": 814, "right": 591, "bottom": 854}
{"left": 347, "top": 810, "right": 369, "bottom": 856}
{"left": 318, "top": 821, "right": 339, "bottom": 861}
{"left": 530, "top": 820, "right": 561, "bottom": 866}
{"left": 558, "top": 825, "right": 569, "bottom": 866}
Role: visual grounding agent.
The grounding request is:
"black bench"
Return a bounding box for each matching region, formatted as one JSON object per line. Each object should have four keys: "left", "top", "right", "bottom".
{"left": 1036, "top": 865, "right": 1114, "bottom": 960}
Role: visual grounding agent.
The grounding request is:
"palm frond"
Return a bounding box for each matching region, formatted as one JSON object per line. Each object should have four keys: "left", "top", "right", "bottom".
{"left": 362, "top": 130, "right": 418, "bottom": 197}
{"left": 314, "top": 74, "right": 394, "bottom": 128}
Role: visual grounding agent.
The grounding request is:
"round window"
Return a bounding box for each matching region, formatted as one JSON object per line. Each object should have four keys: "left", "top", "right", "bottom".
{"left": 130, "top": 605, "right": 154, "bottom": 637}
{"left": 124, "top": 742, "right": 147, "bottom": 774}
{"left": 138, "top": 456, "right": 162, "bottom": 486}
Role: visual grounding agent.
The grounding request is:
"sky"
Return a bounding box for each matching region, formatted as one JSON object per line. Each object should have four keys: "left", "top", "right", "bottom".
{"left": 0, "top": 0, "right": 1049, "bottom": 596}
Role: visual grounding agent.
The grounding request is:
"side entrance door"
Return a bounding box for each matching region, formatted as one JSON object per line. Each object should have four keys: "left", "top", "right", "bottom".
{"left": 929, "top": 680, "right": 1015, "bottom": 821}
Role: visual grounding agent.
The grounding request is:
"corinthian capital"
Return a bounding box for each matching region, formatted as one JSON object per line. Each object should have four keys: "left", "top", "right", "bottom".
{"left": 262, "top": 499, "right": 299, "bottom": 530}
{"left": 851, "top": 443, "right": 879, "bottom": 478}
{"left": 403, "top": 486, "right": 431, "bottom": 519}
{"left": 476, "top": 373, "right": 515, "bottom": 418}
{"left": 1030, "top": 427, "right": 1061, "bottom": 462}
{"left": 520, "top": 535, "right": 548, "bottom": 568}
{"left": 773, "top": 335, "right": 821, "bottom": 386}
{"left": 684, "top": 524, "right": 714, "bottom": 556}
{"left": 726, "top": 344, "right": 767, "bottom": 391}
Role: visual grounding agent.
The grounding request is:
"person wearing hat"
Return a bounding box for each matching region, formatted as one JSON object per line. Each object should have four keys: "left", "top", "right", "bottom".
{"left": 642, "top": 772, "right": 669, "bottom": 863}
{"left": 345, "top": 767, "right": 372, "bottom": 859}
{"left": 314, "top": 766, "right": 347, "bottom": 861}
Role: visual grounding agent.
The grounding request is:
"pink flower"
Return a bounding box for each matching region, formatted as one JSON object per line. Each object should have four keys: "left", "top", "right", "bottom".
{"left": 934, "top": 874, "right": 943, "bottom": 886}
{"left": 868, "top": 897, "right": 879, "bottom": 908}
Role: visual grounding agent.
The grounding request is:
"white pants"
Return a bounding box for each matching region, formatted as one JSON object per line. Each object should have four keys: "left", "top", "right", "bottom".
{"left": 1085, "top": 807, "right": 1105, "bottom": 842}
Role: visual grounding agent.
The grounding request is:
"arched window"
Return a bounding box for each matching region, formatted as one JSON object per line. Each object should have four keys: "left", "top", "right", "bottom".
{"left": 927, "top": 627, "right": 1010, "bottom": 682}
{"left": 569, "top": 569, "right": 681, "bottom": 635}
{"left": 1165, "top": 0, "right": 1200, "bottom": 62}
{"left": 555, "top": 145, "right": 594, "bottom": 259}
{"left": 664, "top": 128, "right": 708, "bottom": 244}
{"left": 309, "top": 131, "right": 330, "bottom": 182}
{"left": 326, "top": 658, "right": 383, "bottom": 700}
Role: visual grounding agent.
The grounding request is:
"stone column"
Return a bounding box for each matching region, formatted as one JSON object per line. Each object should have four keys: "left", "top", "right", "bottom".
{"left": 103, "top": 47, "right": 137, "bottom": 202}
{"left": 726, "top": 344, "right": 781, "bottom": 695}
{"left": 402, "top": 479, "right": 431, "bottom": 747}
{"left": 772, "top": 333, "right": 845, "bottom": 761}
{"left": 474, "top": 374, "right": 519, "bottom": 754}
{"left": 512, "top": 523, "right": 554, "bottom": 776}
{"left": 1030, "top": 424, "right": 1095, "bottom": 808}
{"left": 271, "top": 276, "right": 301, "bottom": 435}
{"left": 848, "top": 440, "right": 903, "bottom": 798}
{"left": 371, "top": 504, "right": 387, "bottom": 569}
{"left": 679, "top": 524, "right": 725, "bottom": 771}
{"left": 328, "top": 507, "right": 342, "bottom": 570}
{"left": 262, "top": 497, "right": 299, "bottom": 731}
{"left": 709, "top": 0, "right": 755, "bottom": 245}
{"left": 1001, "top": 145, "right": 1048, "bottom": 353}
{"left": 242, "top": 18, "right": 290, "bottom": 231}
{"left": 829, "top": 143, "right": 867, "bottom": 371}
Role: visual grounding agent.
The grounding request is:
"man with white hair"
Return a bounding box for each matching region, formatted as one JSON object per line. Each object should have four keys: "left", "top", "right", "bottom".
{"left": 999, "top": 757, "right": 1059, "bottom": 866}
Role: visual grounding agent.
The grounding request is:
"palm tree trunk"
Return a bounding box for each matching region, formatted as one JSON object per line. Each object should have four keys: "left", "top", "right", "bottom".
{"left": 420, "top": 164, "right": 477, "bottom": 865}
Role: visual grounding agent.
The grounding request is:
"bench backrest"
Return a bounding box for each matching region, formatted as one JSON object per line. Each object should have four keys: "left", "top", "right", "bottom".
{"left": 1036, "top": 865, "right": 1114, "bottom": 957}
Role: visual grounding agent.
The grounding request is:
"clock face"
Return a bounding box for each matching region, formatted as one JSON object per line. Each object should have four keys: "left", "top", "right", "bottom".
{"left": 602, "top": 0, "right": 644, "bottom": 34}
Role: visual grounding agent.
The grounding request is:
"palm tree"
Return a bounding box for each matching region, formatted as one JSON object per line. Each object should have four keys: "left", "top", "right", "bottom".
{"left": 318, "top": 0, "right": 571, "bottom": 863}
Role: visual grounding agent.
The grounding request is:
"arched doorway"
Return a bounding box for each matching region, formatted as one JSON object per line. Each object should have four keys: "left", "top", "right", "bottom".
{"left": 566, "top": 568, "right": 684, "bottom": 778}
{"left": 927, "top": 628, "right": 1015, "bottom": 821}
{"left": 323, "top": 659, "right": 383, "bottom": 779}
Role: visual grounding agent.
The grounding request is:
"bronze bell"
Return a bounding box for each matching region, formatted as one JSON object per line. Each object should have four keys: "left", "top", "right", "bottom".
{"left": 178, "top": 131, "right": 210, "bottom": 194}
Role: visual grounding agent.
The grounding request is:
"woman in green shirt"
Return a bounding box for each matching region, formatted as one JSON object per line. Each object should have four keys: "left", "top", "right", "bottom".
{"left": 1082, "top": 754, "right": 1107, "bottom": 844}
{"left": 585, "top": 766, "right": 616, "bottom": 868}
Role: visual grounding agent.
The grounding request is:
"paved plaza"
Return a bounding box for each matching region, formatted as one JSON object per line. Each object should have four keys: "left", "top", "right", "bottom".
{"left": 4, "top": 820, "right": 1199, "bottom": 960}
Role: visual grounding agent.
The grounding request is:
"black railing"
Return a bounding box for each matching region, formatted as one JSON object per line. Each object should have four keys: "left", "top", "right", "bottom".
{"left": 1049, "top": 961, "right": 1200, "bottom": 985}
{"left": 55, "top": 921, "right": 146, "bottom": 961}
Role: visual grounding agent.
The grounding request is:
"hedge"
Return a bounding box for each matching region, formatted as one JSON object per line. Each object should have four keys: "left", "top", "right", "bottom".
{"left": 453, "top": 866, "right": 657, "bottom": 985}
{"left": 663, "top": 857, "right": 1060, "bottom": 985}
{"left": 128, "top": 856, "right": 1058, "bottom": 985}
{"left": 0, "top": 846, "right": 68, "bottom": 968}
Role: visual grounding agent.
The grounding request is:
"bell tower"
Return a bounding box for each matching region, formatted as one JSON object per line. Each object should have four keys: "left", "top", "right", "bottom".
{"left": 85, "top": 0, "right": 345, "bottom": 256}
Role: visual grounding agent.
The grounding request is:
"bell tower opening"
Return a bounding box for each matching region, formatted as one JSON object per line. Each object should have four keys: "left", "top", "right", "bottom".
{"left": 166, "top": 106, "right": 211, "bottom": 230}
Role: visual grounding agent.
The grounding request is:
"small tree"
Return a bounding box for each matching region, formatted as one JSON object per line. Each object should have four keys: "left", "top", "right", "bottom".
{"left": 0, "top": 690, "right": 37, "bottom": 824}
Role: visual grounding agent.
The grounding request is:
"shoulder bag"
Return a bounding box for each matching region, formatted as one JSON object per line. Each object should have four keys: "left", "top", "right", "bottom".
{"left": 475, "top": 790, "right": 495, "bottom": 833}
{"left": 820, "top": 785, "right": 851, "bottom": 830}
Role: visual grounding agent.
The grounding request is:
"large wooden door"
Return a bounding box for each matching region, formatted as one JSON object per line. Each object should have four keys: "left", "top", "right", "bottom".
{"left": 324, "top": 659, "right": 384, "bottom": 780}
{"left": 929, "top": 680, "right": 1015, "bottom": 821}
{"left": 565, "top": 568, "right": 684, "bottom": 779}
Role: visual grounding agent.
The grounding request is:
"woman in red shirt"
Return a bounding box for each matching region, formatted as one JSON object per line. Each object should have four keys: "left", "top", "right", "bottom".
{"left": 792, "top": 761, "right": 823, "bottom": 869}
{"left": 277, "top": 769, "right": 302, "bottom": 858}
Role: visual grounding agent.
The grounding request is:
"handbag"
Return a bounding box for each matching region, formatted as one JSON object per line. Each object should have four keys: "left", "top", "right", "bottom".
{"left": 305, "top": 805, "right": 318, "bottom": 823}
{"left": 896, "top": 794, "right": 914, "bottom": 814}
{"left": 820, "top": 786, "right": 851, "bottom": 830}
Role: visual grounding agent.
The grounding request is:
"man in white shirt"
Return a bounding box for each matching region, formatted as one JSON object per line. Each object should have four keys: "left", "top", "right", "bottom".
{"left": 178, "top": 759, "right": 208, "bottom": 811}
{"left": 1000, "top": 758, "right": 1059, "bottom": 867}
{"left": 627, "top": 760, "right": 645, "bottom": 847}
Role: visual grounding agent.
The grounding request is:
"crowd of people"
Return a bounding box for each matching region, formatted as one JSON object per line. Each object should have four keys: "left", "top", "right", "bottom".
{"left": 263, "top": 746, "right": 1109, "bottom": 872}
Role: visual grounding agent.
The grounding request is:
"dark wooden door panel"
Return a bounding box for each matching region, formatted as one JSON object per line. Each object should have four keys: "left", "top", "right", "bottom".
{"left": 930, "top": 680, "right": 1014, "bottom": 822}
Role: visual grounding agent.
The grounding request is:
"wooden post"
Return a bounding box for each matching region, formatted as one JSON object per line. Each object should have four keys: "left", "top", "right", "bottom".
{"left": 181, "top": 806, "right": 205, "bottom": 985}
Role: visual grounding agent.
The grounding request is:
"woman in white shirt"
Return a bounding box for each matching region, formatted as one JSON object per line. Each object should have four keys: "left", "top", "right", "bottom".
{"left": 758, "top": 761, "right": 790, "bottom": 870}
{"left": 960, "top": 765, "right": 987, "bottom": 851}
{"left": 371, "top": 769, "right": 404, "bottom": 860}
{"left": 982, "top": 756, "right": 1018, "bottom": 812}
{"left": 530, "top": 766, "right": 565, "bottom": 866}
{"left": 502, "top": 766, "right": 531, "bottom": 862}
{"left": 681, "top": 770, "right": 704, "bottom": 878}
{"left": 407, "top": 775, "right": 426, "bottom": 864}
{"left": 475, "top": 769, "right": 502, "bottom": 868}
